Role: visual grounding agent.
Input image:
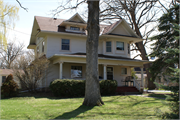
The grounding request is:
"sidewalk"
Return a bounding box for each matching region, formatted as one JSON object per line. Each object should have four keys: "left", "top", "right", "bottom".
{"left": 146, "top": 90, "right": 171, "bottom": 93}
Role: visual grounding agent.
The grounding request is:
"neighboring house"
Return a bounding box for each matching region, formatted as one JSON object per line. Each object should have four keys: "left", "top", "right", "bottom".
{"left": 27, "top": 13, "right": 150, "bottom": 91}
{"left": 0, "top": 69, "right": 21, "bottom": 87}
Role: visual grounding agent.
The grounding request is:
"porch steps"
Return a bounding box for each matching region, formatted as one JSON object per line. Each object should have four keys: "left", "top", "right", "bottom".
{"left": 116, "top": 86, "right": 141, "bottom": 95}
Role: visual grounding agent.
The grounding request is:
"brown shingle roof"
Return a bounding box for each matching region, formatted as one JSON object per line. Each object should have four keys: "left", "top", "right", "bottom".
{"left": 35, "top": 16, "right": 113, "bottom": 34}
{"left": 102, "top": 20, "right": 122, "bottom": 34}
{"left": 35, "top": 16, "right": 65, "bottom": 32}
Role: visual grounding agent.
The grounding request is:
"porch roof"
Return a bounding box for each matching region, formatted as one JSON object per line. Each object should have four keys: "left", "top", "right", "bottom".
{"left": 48, "top": 53, "right": 151, "bottom": 65}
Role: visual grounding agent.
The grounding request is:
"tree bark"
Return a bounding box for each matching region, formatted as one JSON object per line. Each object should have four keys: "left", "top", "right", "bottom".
{"left": 83, "top": 1, "right": 104, "bottom": 106}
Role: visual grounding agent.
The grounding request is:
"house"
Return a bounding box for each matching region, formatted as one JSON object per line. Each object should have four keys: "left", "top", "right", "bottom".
{"left": 27, "top": 13, "right": 150, "bottom": 92}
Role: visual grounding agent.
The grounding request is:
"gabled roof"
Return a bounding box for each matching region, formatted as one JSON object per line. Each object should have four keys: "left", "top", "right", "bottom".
{"left": 28, "top": 13, "right": 143, "bottom": 48}
{"left": 35, "top": 16, "right": 65, "bottom": 32}
{"left": 65, "top": 13, "right": 86, "bottom": 24}
{"left": 102, "top": 20, "right": 122, "bottom": 34}
{"left": 102, "top": 19, "right": 140, "bottom": 38}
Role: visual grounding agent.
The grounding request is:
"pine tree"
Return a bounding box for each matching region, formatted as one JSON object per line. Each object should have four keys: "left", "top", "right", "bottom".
{"left": 149, "top": 4, "right": 179, "bottom": 119}
{"left": 149, "top": 4, "right": 179, "bottom": 80}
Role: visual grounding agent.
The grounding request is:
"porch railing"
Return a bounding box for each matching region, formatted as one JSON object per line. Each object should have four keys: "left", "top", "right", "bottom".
{"left": 133, "top": 78, "right": 141, "bottom": 91}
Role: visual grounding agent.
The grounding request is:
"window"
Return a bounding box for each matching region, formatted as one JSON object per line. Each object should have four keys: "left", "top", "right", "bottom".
{"left": 42, "top": 41, "right": 45, "bottom": 52}
{"left": 62, "top": 39, "right": 70, "bottom": 50}
{"left": 128, "top": 44, "right": 130, "bottom": 54}
{"left": 106, "top": 41, "right": 111, "bottom": 52}
{"left": 116, "top": 41, "right": 124, "bottom": 50}
{"left": 107, "top": 67, "right": 113, "bottom": 80}
{"left": 2, "top": 76, "right": 6, "bottom": 83}
{"left": 71, "top": 66, "right": 82, "bottom": 78}
{"left": 70, "top": 26, "right": 80, "bottom": 31}
{"left": 121, "top": 68, "right": 127, "bottom": 75}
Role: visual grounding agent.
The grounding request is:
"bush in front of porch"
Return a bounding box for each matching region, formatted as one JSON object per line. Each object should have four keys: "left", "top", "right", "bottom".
{"left": 49, "top": 79, "right": 117, "bottom": 97}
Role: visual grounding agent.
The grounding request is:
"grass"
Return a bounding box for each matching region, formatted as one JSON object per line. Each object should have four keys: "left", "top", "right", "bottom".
{"left": 1, "top": 95, "right": 170, "bottom": 119}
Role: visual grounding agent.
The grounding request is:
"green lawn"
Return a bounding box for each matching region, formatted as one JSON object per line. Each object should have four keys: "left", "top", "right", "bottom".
{"left": 1, "top": 95, "right": 170, "bottom": 119}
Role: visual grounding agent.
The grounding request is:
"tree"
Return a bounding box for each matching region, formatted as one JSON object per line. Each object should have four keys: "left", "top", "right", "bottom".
{"left": 83, "top": 0, "right": 104, "bottom": 106}
{"left": 99, "top": 0, "right": 169, "bottom": 89}
{"left": 0, "top": 42, "right": 24, "bottom": 69}
{"left": 51, "top": 0, "right": 103, "bottom": 106}
{"left": 14, "top": 53, "right": 50, "bottom": 92}
{"left": 0, "top": 0, "right": 19, "bottom": 49}
{"left": 149, "top": 4, "right": 179, "bottom": 119}
{"left": 1, "top": 74, "right": 19, "bottom": 98}
{"left": 149, "top": 4, "right": 179, "bottom": 80}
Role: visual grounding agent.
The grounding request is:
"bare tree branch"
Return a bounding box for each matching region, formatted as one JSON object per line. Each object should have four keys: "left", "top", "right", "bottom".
{"left": 133, "top": 54, "right": 142, "bottom": 59}
{"left": 16, "top": 0, "right": 28, "bottom": 12}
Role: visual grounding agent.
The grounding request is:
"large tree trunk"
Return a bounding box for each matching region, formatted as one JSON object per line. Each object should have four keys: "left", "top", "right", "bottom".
{"left": 83, "top": 1, "right": 104, "bottom": 106}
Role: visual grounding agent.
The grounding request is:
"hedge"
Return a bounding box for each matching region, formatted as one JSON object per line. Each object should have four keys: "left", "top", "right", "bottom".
{"left": 49, "top": 79, "right": 117, "bottom": 97}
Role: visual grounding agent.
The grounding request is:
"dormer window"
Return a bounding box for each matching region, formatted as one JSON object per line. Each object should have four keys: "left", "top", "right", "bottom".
{"left": 70, "top": 26, "right": 80, "bottom": 31}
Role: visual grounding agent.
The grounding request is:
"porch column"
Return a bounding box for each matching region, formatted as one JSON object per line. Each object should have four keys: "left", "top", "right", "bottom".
{"left": 103, "top": 64, "right": 107, "bottom": 80}
{"left": 141, "top": 67, "right": 144, "bottom": 87}
{"left": 59, "top": 62, "right": 63, "bottom": 79}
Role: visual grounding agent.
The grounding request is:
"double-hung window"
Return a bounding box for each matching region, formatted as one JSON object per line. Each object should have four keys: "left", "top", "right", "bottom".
{"left": 121, "top": 68, "right": 127, "bottom": 75}
{"left": 106, "top": 41, "right": 111, "bottom": 52}
{"left": 116, "top": 41, "right": 124, "bottom": 50}
{"left": 61, "top": 39, "right": 70, "bottom": 50}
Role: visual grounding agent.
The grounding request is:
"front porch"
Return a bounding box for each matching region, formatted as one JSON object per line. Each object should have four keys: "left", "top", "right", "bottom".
{"left": 48, "top": 53, "right": 149, "bottom": 91}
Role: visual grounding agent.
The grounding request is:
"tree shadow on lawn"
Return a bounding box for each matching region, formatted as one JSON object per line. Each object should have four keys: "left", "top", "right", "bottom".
{"left": 54, "top": 105, "right": 94, "bottom": 119}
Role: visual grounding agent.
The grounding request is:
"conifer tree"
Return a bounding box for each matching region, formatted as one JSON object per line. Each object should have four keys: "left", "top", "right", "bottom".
{"left": 149, "top": 4, "right": 179, "bottom": 119}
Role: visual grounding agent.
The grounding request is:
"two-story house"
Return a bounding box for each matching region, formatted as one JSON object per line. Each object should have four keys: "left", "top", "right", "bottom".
{"left": 28, "top": 13, "right": 149, "bottom": 91}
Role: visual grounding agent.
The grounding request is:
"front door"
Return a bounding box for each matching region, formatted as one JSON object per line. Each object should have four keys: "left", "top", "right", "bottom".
{"left": 107, "top": 67, "right": 113, "bottom": 80}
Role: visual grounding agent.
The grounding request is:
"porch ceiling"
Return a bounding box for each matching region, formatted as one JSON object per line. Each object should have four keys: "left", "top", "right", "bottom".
{"left": 48, "top": 53, "right": 151, "bottom": 67}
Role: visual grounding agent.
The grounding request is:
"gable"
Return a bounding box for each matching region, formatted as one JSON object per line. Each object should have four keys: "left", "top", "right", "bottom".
{"left": 66, "top": 13, "right": 86, "bottom": 23}
{"left": 106, "top": 19, "right": 139, "bottom": 38}
{"left": 69, "top": 16, "right": 84, "bottom": 23}
{"left": 111, "top": 24, "right": 131, "bottom": 36}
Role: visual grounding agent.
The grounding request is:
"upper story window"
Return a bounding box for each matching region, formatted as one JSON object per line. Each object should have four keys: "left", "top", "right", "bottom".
{"left": 128, "top": 44, "right": 130, "bottom": 54}
{"left": 42, "top": 41, "right": 45, "bottom": 52}
{"left": 62, "top": 39, "right": 70, "bottom": 50}
{"left": 116, "top": 41, "right": 124, "bottom": 50}
{"left": 106, "top": 41, "right": 111, "bottom": 52}
{"left": 70, "top": 26, "right": 80, "bottom": 31}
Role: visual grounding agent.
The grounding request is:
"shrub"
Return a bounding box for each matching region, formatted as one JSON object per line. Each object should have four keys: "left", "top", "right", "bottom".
{"left": 1, "top": 74, "right": 19, "bottom": 98}
{"left": 49, "top": 79, "right": 85, "bottom": 97}
{"left": 50, "top": 79, "right": 117, "bottom": 97}
{"left": 100, "top": 80, "right": 117, "bottom": 95}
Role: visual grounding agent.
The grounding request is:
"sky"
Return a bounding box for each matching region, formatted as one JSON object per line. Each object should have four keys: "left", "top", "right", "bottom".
{"left": 5, "top": 0, "right": 80, "bottom": 48}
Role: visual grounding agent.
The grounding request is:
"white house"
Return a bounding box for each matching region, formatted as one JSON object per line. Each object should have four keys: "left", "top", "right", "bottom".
{"left": 27, "top": 13, "right": 149, "bottom": 91}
